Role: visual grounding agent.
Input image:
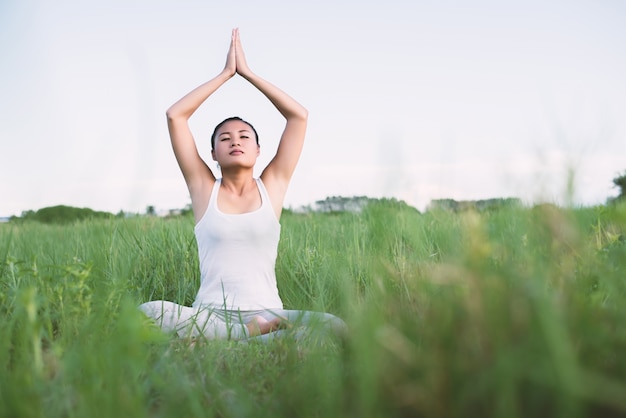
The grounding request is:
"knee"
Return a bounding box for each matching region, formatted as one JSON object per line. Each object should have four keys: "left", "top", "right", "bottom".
{"left": 138, "top": 300, "right": 168, "bottom": 317}
{"left": 328, "top": 314, "right": 348, "bottom": 337}
{"left": 138, "top": 301, "right": 157, "bottom": 317}
{"left": 316, "top": 312, "right": 348, "bottom": 339}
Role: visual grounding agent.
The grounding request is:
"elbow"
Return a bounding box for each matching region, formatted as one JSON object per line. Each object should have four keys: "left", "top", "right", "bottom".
{"left": 286, "top": 103, "right": 308, "bottom": 122}
{"left": 165, "top": 107, "right": 177, "bottom": 122}
{"left": 165, "top": 103, "right": 188, "bottom": 122}
{"left": 295, "top": 107, "right": 308, "bottom": 122}
{"left": 166, "top": 108, "right": 188, "bottom": 126}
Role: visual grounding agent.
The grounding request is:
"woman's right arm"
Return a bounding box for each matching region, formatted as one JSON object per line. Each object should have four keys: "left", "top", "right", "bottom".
{"left": 166, "top": 30, "right": 237, "bottom": 200}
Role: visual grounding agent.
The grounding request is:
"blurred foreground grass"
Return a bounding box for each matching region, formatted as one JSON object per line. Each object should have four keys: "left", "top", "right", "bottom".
{"left": 1, "top": 201, "right": 626, "bottom": 417}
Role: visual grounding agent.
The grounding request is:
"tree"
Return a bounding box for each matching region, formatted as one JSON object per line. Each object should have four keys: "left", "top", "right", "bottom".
{"left": 612, "top": 171, "right": 626, "bottom": 201}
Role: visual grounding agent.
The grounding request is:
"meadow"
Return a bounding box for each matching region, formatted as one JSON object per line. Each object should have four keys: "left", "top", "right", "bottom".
{"left": 1, "top": 200, "right": 626, "bottom": 418}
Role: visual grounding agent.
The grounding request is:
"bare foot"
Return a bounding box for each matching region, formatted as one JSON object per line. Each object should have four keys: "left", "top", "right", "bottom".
{"left": 245, "top": 316, "right": 286, "bottom": 337}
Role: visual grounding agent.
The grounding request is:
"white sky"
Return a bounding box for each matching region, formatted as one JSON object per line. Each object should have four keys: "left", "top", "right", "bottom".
{"left": 1, "top": 0, "right": 625, "bottom": 216}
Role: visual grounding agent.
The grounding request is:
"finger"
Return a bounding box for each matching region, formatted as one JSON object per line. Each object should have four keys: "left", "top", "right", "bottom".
{"left": 236, "top": 29, "right": 242, "bottom": 47}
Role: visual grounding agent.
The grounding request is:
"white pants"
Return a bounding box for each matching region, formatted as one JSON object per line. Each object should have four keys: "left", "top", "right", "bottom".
{"left": 139, "top": 300, "right": 347, "bottom": 342}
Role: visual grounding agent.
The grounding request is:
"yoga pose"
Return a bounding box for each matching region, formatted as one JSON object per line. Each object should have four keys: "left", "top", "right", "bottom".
{"left": 140, "top": 29, "right": 345, "bottom": 342}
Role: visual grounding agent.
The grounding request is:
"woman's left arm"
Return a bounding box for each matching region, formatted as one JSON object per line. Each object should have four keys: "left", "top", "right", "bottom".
{"left": 234, "top": 29, "right": 308, "bottom": 197}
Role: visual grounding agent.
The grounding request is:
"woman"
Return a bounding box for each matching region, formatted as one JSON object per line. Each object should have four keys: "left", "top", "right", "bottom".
{"left": 140, "top": 29, "right": 345, "bottom": 342}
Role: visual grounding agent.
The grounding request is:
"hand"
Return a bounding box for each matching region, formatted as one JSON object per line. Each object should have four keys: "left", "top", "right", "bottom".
{"left": 233, "top": 28, "right": 253, "bottom": 78}
{"left": 223, "top": 29, "right": 237, "bottom": 77}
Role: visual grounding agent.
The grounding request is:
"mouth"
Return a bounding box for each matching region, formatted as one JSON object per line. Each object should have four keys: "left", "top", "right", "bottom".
{"left": 229, "top": 150, "right": 244, "bottom": 155}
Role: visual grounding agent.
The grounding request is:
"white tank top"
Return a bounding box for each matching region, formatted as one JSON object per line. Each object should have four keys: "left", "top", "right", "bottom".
{"left": 192, "top": 178, "right": 283, "bottom": 310}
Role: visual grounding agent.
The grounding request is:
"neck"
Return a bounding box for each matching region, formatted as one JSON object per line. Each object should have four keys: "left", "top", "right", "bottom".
{"left": 220, "top": 168, "right": 256, "bottom": 195}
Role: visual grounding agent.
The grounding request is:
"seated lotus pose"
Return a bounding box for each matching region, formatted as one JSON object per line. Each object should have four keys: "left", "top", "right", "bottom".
{"left": 139, "top": 29, "right": 346, "bottom": 342}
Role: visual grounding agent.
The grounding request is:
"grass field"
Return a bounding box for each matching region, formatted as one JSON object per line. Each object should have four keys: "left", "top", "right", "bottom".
{"left": 1, "top": 200, "right": 626, "bottom": 417}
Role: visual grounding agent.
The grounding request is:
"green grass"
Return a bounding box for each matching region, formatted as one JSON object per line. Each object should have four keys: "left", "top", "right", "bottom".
{"left": 1, "top": 201, "right": 626, "bottom": 417}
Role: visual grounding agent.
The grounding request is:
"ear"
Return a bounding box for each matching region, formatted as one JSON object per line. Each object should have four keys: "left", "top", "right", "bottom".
{"left": 211, "top": 150, "right": 216, "bottom": 161}
{"left": 256, "top": 145, "right": 260, "bottom": 157}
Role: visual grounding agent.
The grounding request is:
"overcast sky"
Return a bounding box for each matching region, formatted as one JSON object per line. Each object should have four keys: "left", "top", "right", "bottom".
{"left": 1, "top": 0, "right": 625, "bottom": 216}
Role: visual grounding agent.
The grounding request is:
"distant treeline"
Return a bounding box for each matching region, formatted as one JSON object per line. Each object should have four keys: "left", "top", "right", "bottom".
{"left": 3, "top": 198, "right": 526, "bottom": 224}
{"left": 297, "top": 196, "right": 418, "bottom": 214}
{"left": 428, "top": 198, "right": 523, "bottom": 213}
{"left": 8, "top": 183, "right": 625, "bottom": 224}
{"left": 9, "top": 205, "right": 194, "bottom": 224}
{"left": 296, "top": 196, "right": 524, "bottom": 214}
{"left": 13, "top": 205, "right": 116, "bottom": 224}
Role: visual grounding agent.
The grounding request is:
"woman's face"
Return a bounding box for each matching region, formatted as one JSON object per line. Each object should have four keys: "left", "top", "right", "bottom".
{"left": 211, "top": 120, "right": 260, "bottom": 169}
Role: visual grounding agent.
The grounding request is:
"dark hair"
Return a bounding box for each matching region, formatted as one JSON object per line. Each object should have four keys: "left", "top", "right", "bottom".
{"left": 210, "top": 116, "right": 259, "bottom": 150}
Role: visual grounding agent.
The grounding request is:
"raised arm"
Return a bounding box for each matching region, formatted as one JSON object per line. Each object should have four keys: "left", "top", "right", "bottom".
{"left": 166, "top": 30, "right": 237, "bottom": 211}
{"left": 233, "top": 29, "right": 309, "bottom": 206}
